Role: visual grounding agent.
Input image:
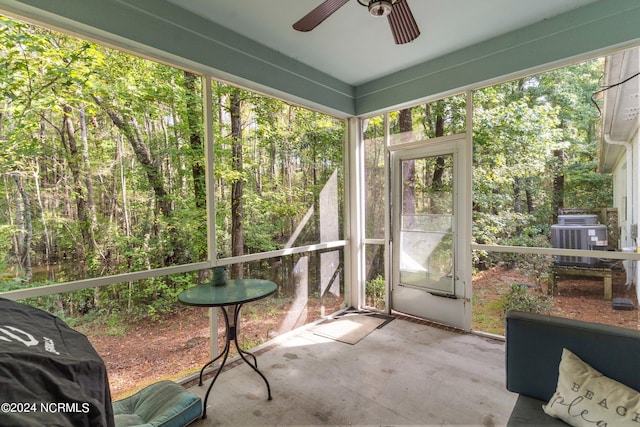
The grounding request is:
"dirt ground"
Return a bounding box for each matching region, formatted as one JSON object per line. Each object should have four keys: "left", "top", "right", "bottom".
{"left": 473, "top": 266, "right": 639, "bottom": 334}
{"left": 78, "top": 268, "right": 638, "bottom": 401}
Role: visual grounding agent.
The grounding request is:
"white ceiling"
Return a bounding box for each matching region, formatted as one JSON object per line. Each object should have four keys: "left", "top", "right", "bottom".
{"left": 166, "top": 0, "right": 599, "bottom": 86}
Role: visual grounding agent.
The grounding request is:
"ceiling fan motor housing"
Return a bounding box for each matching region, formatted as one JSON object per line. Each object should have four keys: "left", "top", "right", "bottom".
{"left": 368, "top": 0, "right": 394, "bottom": 17}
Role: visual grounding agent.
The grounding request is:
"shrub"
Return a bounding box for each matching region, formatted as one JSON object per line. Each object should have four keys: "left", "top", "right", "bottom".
{"left": 365, "top": 275, "right": 385, "bottom": 310}
{"left": 502, "top": 284, "right": 553, "bottom": 314}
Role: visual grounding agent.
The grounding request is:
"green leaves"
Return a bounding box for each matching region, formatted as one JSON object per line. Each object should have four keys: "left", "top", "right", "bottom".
{"left": 473, "top": 60, "right": 608, "bottom": 257}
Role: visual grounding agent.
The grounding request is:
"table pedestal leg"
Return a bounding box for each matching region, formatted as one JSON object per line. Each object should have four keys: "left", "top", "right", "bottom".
{"left": 200, "top": 304, "right": 272, "bottom": 419}
{"left": 198, "top": 329, "right": 228, "bottom": 386}
{"left": 231, "top": 304, "right": 273, "bottom": 401}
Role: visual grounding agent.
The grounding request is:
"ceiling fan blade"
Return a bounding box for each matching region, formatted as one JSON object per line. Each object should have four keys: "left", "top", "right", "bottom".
{"left": 388, "top": 0, "right": 421, "bottom": 44}
{"left": 293, "top": 0, "right": 350, "bottom": 32}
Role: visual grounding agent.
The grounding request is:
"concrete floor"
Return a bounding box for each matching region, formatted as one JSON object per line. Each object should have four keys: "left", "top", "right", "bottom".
{"left": 186, "top": 315, "right": 517, "bottom": 426}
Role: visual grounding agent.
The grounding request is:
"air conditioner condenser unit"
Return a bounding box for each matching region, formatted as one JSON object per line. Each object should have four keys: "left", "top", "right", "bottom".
{"left": 551, "top": 215, "right": 608, "bottom": 266}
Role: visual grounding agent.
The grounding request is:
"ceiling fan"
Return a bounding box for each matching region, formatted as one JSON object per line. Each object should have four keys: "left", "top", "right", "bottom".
{"left": 293, "top": 0, "right": 420, "bottom": 45}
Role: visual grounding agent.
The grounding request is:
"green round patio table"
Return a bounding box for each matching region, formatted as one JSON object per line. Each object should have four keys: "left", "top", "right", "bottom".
{"left": 178, "top": 279, "right": 277, "bottom": 419}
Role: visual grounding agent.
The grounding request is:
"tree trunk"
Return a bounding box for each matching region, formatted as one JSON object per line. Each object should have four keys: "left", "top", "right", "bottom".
{"left": 513, "top": 177, "right": 522, "bottom": 214}
{"left": 92, "top": 95, "right": 172, "bottom": 218}
{"left": 62, "top": 104, "right": 91, "bottom": 259}
{"left": 78, "top": 104, "right": 104, "bottom": 307}
{"left": 230, "top": 89, "right": 244, "bottom": 279}
{"left": 432, "top": 112, "right": 446, "bottom": 187}
{"left": 525, "top": 178, "right": 534, "bottom": 214}
{"left": 118, "top": 137, "right": 132, "bottom": 237}
{"left": 183, "top": 71, "right": 206, "bottom": 209}
{"left": 12, "top": 173, "right": 32, "bottom": 282}
{"left": 36, "top": 116, "right": 52, "bottom": 264}
{"left": 398, "top": 107, "right": 413, "bottom": 143}
{"left": 399, "top": 109, "right": 415, "bottom": 223}
{"left": 79, "top": 104, "right": 100, "bottom": 252}
{"left": 4, "top": 175, "right": 20, "bottom": 268}
{"left": 552, "top": 149, "right": 565, "bottom": 223}
{"left": 33, "top": 165, "right": 51, "bottom": 265}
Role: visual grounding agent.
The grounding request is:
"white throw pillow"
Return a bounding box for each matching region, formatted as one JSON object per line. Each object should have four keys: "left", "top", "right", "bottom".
{"left": 542, "top": 348, "right": 640, "bottom": 426}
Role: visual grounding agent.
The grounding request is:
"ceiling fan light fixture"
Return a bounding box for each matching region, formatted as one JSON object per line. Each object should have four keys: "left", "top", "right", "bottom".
{"left": 368, "top": 0, "right": 393, "bottom": 17}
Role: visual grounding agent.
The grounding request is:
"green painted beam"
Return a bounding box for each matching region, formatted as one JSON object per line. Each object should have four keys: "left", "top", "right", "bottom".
{"left": 355, "top": 0, "right": 640, "bottom": 115}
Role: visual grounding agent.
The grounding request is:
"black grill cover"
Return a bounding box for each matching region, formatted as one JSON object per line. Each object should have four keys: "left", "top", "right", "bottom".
{"left": 0, "top": 298, "right": 115, "bottom": 427}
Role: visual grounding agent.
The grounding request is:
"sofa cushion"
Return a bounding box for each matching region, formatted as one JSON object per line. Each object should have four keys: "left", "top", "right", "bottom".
{"left": 542, "top": 348, "right": 640, "bottom": 427}
{"left": 507, "top": 395, "right": 568, "bottom": 426}
{"left": 505, "top": 311, "right": 640, "bottom": 402}
{"left": 112, "top": 381, "right": 202, "bottom": 427}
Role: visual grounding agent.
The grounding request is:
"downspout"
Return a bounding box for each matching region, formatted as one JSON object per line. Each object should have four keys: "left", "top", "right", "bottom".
{"left": 604, "top": 134, "right": 637, "bottom": 303}
{"left": 604, "top": 134, "right": 633, "bottom": 248}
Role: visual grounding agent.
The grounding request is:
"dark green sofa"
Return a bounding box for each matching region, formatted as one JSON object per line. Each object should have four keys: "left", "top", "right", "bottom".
{"left": 504, "top": 310, "right": 640, "bottom": 426}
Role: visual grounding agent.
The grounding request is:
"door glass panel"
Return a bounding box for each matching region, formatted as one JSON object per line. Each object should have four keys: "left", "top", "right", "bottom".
{"left": 399, "top": 154, "right": 454, "bottom": 294}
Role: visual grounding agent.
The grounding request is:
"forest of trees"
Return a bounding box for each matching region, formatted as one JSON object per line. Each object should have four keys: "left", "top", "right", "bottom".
{"left": 1, "top": 16, "right": 611, "bottom": 318}
{"left": 0, "top": 16, "right": 344, "bottom": 316}
{"left": 473, "top": 63, "right": 609, "bottom": 251}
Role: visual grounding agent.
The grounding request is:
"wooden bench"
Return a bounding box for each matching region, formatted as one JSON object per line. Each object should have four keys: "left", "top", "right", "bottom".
{"left": 549, "top": 265, "right": 612, "bottom": 301}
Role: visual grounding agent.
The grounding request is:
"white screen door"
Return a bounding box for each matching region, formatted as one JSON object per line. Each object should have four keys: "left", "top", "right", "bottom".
{"left": 391, "top": 137, "right": 469, "bottom": 329}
